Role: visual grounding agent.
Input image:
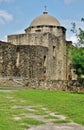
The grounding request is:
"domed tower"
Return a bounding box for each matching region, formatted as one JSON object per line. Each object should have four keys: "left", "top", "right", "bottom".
{"left": 25, "top": 12, "right": 67, "bottom": 80}
{"left": 7, "top": 11, "right": 67, "bottom": 81}
{"left": 25, "top": 11, "right": 66, "bottom": 38}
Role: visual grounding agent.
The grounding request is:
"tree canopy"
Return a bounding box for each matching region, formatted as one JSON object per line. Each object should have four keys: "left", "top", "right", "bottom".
{"left": 70, "top": 18, "right": 84, "bottom": 78}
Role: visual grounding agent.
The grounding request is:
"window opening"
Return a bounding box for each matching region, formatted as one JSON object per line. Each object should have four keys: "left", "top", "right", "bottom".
{"left": 35, "top": 29, "right": 41, "bottom": 32}
{"left": 16, "top": 52, "right": 20, "bottom": 67}
{"left": 43, "top": 56, "right": 46, "bottom": 67}
{"left": 53, "top": 46, "right": 56, "bottom": 57}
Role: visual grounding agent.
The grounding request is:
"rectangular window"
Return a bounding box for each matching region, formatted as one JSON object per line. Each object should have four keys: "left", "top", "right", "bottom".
{"left": 53, "top": 46, "right": 56, "bottom": 57}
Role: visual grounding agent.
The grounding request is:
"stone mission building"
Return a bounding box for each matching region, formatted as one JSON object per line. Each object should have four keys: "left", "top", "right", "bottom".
{"left": 0, "top": 11, "right": 76, "bottom": 87}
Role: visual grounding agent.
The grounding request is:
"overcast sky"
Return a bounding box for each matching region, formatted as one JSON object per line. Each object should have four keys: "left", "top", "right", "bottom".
{"left": 0, "top": 0, "right": 84, "bottom": 42}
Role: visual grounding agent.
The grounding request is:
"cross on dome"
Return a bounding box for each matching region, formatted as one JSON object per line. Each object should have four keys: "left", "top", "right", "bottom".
{"left": 44, "top": 5, "right": 47, "bottom": 12}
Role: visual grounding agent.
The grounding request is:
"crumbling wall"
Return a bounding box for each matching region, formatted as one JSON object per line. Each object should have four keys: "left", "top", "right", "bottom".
{"left": 15, "top": 45, "right": 48, "bottom": 79}
{"left": 0, "top": 41, "right": 16, "bottom": 77}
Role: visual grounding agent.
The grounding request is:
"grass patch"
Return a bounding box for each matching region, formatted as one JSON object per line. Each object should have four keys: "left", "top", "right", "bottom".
{"left": 53, "top": 118, "right": 71, "bottom": 124}
{"left": 0, "top": 89, "right": 84, "bottom": 130}
{"left": 17, "top": 117, "right": 44, "bottom": 125}
{"left": 32, "top": 107, "right": 49, "bottom": 115}
{"left": 44, "top": 115, "right": 59, "bottom": 119}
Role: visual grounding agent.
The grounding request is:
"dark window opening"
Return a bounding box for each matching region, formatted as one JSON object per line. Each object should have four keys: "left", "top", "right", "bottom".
{"left": 43, "top": 56, "right": 46, "bottom": 67}
{"left": 37, "top": 26, "right": 41, "bottom": 28}
{"left": 63, "top": 29, "right": 65, "bottom": 35}
{"left": 16, "top": 46, "right": 20, "bottom": 52}
{"left": 53, "top": 46, "right": 56, "bottom": 57}
{"left": 35, "top": 29, "right": 41, "bottom": 32}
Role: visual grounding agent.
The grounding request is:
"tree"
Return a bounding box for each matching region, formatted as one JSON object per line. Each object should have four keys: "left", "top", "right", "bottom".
{"left": 71, "top": 47, "right": 84, "bottom": 77}
{"left": 70, "top": 18, "right": 84, "bottom": 78}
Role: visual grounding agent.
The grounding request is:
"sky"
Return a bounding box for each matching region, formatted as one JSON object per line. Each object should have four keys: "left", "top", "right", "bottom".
{"left": 0, "top": 0, "right": 84, "bottom": 42}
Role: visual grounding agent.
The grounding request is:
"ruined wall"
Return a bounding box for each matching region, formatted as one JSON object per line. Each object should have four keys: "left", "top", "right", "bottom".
{"left": 0, "top": 41, "right": 48, "bottom": 79}
{"left": 7, "top": 33, "right": 49, "bottom": 47}
{"left": 8, "top": 26, "right": 66, "bottom": 46}
{"left": 0, "top": 41, "right": 16, "bottom": 77}
{"left": 46, "top": 33, "right": 66, "bottom": 80}
{"left": 56, "top": 36, "right": 66, "bottom": 80}
{"left": 7, "top": 31, "right": 67, "bottom": 81}
{"left": 0, "top": 77, "right": 84, "bottom": 92}
{"left": 16, "top": 45, "right": 48, "bottom": 79}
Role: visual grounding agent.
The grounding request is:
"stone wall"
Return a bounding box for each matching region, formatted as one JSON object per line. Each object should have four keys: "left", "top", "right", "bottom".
{"left": 0, "top": 78, "right": 84, "bottom": 92}
{"left": 8, "top": 26, "right": 66, "bottom": 47}
{"left": 24, "top": 79, "right": 84, "bottom": 92}
{"left": 0, "top": 41, "right": 16, "bottom": 77}
{"left": 8, "top": 33, "right": 49, "bottom": 47}
{"left": 24, "top": 79, "right": 67, "bottom": 91}
{"left": 3, "top": 31, "right": 68, "bottom": 81}
{"left": 1, "top": 30, "right": 72, "bottom": 82}
{"left": 15, "top": 45, "right": 48, "bottom": 79}
{"left": 46, "top": 34, "right": 66, "bottom": 80}
{"left": 0, "top": 41, "right": 48, "bottom": 79}
{"left": 25, "top": 26, "right": 66, "bottom": 38}
{"left": 67, "top": 79, "right": 84, "bottom": 91}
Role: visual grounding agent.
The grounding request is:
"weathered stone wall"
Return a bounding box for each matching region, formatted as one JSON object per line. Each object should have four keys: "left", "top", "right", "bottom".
{"left": 1, "top": 29, "right": 71, "bottom": 82}
{"left": 6, "top": 31, "right": 67, "bottom": 81}
{"left": 8, "top": 26, "right": 66, "bottom": 46}
{"left": 24, "top": 79, "right": 67, "bottom": 91}
{"left": 25, "top": 26, "right": 66, "bottom": 38}
{"left": 15, "top": 45, "right": 48, "bottom": 79}
{"left": 0, "top": 41, "right": 16, "bottom": 77}
{"left": 67, "top": 79, "right": 84, "bottom": 92}
{"left": 56, "top": 36, "right": 66, "bottom": 80}
{"left": 8, "top": 33, "right": 49, "bottom": 47}
{"left": 46, "top": 33, "right": 66, "bottom": 80}
{"left": 0, "top": 41, "right": 48, "bottom": 79}
{"left": 0, "top": 78, "right": 84, "bottom": 92}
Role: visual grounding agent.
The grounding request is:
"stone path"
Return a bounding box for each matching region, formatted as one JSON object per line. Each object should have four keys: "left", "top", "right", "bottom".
{"left": 11, "top": 104, "right": 84, "bottom": 130}
{"left": 27, "top": 123, "right": 84, "bottom": 130}
{"left": 0, "top": 90, "right": 18, "bottom": 92}
{"left": 3, "top": 93, "right": 84, "bottom": 130}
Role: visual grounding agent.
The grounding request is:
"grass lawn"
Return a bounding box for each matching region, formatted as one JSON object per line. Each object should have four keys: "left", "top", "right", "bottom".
{"left": 0, "top": 89, "right": 84, "bottom": 130}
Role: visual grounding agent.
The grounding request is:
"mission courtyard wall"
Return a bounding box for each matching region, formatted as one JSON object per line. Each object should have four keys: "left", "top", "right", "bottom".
{"left": 0, "top": 41, "right": 48, "bottom": 79}
{"left": 8, "top": 33, "right": 49, "bottom": 47}
{"left": 7, "top": 32, "right": 67, "bottom": 80}
{"left": 0, "top": 41, "right": 16, "bottom": 77}
{"left": 16, "top": 45, "right": 48, "bottom": 79}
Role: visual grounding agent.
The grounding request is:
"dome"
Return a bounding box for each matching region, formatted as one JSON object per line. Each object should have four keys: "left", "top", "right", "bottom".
{"left": 30, "top": 12, "right": 60, "bottom": 27}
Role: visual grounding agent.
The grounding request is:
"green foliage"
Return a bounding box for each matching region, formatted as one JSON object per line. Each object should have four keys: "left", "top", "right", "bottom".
{"left": 78, "top": 27, "right": 84, "bottom": 45}
{"left": 70, "top": 18, "right": 84, "bottom": 77}
{"left": 71, "top": 47, "right": 84, "bottom": 77}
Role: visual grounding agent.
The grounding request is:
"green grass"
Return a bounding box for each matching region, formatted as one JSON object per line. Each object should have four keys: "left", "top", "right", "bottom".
{"left": 0, "top": 89, "right": 84, "bottom": 130}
